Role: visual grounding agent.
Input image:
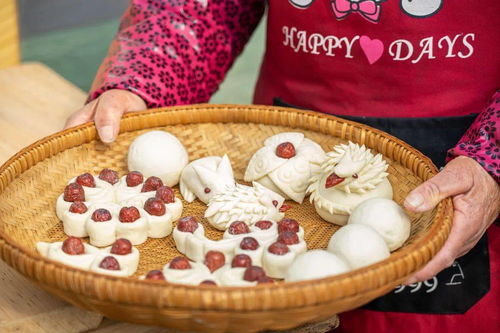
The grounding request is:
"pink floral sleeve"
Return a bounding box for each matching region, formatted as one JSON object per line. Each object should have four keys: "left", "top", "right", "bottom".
{"left": 447, "top": 91, "right": 500, "bottom": 183}
{"left": 88, "top": 0, "right": 265, "bottom": 107}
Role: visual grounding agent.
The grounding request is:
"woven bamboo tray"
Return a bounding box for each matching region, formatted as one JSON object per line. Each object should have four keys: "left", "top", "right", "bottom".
{"left": 0, "top": 104, "right": 452, "bottom": 332}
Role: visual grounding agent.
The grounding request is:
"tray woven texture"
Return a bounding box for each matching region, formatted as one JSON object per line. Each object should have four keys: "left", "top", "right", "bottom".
{"left": 0, "top": 104, "right": 452, "bottom": 332}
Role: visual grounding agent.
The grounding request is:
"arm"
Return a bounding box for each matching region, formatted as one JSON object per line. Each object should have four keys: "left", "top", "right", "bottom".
{"left": 65, "top": 0, "right": 266, "bottom": 141}
{"left": 446, "top": 90, "right": 500, "bottom": 183}
{"left": 404, "top": 91, "right": 500, "bottom": 283}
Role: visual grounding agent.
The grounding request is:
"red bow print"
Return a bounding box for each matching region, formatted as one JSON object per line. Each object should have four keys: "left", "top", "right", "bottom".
{"left": 331, "top": 0, "right": 382, "bottom": 23}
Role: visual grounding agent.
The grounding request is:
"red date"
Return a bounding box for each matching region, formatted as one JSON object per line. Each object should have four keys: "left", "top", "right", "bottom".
{"left": 62, "top": 237, "right": 85, "bottom": 255}
{"left": 276, "top": 142, "right": 296, "bottom": 159}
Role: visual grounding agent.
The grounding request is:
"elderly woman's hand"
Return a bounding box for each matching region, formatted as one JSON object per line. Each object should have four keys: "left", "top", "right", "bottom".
{"left": 403, "top": 155, "right": 500, "bottom": 284}
{"left": 64, "top": 89, "right": 146, "bottom": 143}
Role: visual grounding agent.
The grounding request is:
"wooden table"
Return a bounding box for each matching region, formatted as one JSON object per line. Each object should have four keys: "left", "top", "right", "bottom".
{"left": 0, "top": 63, "right": 338, "bottom": 333}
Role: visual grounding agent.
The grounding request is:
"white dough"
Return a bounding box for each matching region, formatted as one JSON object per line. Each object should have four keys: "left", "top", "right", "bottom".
{"left": 90, "top": 253, "right": 130, "bottom": 277}
{"left": 127, "top": 131, "right": 188, "bottom": 186}
{"left": 162, "top": 261, "right": 212, "bottom": 285}
{"left": 214, "top": 266, "right": 256, "bottom": 287}
{"left": 62, "top": 208, "right": 91, "bottom": 237}
{"left": 288, "top": 239, "right": 307, "bottom": 256}
{"left": 234, "top": 241, "right": 264, "bottom": 266}
{"left": 173, "top": 223, "right": 206, "bottom": 254}
{"left": 114, "top": 176, "right": 143, "bottom": 203}
{"left": 249, "top": 221, "right": 279, "bottom": 246}
{"left": 285, "top": 250, "right": 350, "bottom": 282}
{"left": 118, "top": 191, "right": 154, "bottom": 208}
{"left": 327, "top": 224, "right": 390, "bottom": 269}
{"left": 67, "top": 176, "right": 115, "bottom": 204}
{"left": 262, "top": 246, "right": 297, "bottom": 279}
{"left": 313, "top": 178, "right": 393, "bottom": 226}
{"left": 202, "top": 238, "right": 240, "bottom": 264}
{"left": 244, "top": 132, "right": 326, "bottom": 203}
{"left": 145, "top": 209, "right": 174, "bottom": 238}
{"left": 184, "top": 233, "right": 206, "bottom": 262}
{"left": 166, "top": 198, "right": 183, "bottom": 221}
{"left": 205, "top": 182, "right": 285, "bottom": 230}
{"left": 308, "top": 142, "right": 393, "bottom": 226}
{"left": 101, "top": 246, "right": 140, "bottom": 276}
{"left": 37, "top": 241, "right": 100, "bottom": 270}
{"left": 115, "top": 212, "right": 149, "bottom": 245}
{"left": 56, "top": 194, "right": 91, "bottom": 221}
{"left": 85, "top": 203, "right": 121, "bottom": 247}
{"left": 120, "top": 194, "right": 182, "bottom": 224}
{"left": 348, "top": 198, "right": 411, "bottom": 251}
{"left": 180, "top": 155, "right": 236, "bottom": 204}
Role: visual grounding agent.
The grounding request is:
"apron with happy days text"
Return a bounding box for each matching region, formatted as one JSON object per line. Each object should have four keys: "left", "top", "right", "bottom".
{"left": 256, "top": 1, "right": 499, "bottom": 329}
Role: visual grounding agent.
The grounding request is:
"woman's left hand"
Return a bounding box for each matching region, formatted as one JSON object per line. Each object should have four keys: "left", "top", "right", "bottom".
{"left": 403, "top": 155, "right": 500, "bottom": 284}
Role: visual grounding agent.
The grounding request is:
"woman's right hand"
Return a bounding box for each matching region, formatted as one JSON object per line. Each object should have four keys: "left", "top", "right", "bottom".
{"left": 64, "top": 89, "right": 147, "bottom": 143}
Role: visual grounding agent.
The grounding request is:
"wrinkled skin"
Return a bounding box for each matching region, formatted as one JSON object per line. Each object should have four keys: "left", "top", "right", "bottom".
{"left": 404, "top": 156, "right": 500, "bottom": 284}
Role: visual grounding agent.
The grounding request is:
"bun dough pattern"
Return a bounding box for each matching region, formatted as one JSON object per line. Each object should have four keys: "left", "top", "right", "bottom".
{"left": 205, "top": 182, "right": 286, "bottom": 230}
{"left": 37, "top": 238, "right": 139, "bottom": 277}
{"left": 180, "top": 155, "right": 236, "bottom": 204}
{"left": 174, "top": 218, "right": 305, "bottom": 267}
{"left": 308, "top": 142, "right": 393, "bottom": 225}
{"left": 244, "top": 132, "right": 325, "bottom": 203}
{"left": 57, "top": 172, "right": 183, "bottom": 247}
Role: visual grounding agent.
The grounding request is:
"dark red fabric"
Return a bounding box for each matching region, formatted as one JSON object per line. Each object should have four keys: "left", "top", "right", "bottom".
{"left": 254, "top": 0, "right": 499, "bottom": 118}
{"left": 338, "top": 224, "right": 500, "bottom": 333}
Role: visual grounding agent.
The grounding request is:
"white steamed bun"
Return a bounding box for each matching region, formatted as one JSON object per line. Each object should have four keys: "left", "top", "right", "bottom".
{"left": 348, "top": 198, "right": 411, "bottom": 251}
{"left": 327, "top": 224, "right": 390, "bottom": 269}
{"left": 285, "top": 250, "right": 350, "bottom": 282}
{"left": 127, "top": 131, "right": 188, "bottom": 186}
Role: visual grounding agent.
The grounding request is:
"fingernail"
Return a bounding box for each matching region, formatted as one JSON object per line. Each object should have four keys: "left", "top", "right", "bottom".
{"left": 404, "top": 277, "right": 417, "bottom": 285}
{"left": 405, "top": 193, "right": 424, "bottom": 209}
{"left": 99, "top": 126, "right": 114, "bottom": 143}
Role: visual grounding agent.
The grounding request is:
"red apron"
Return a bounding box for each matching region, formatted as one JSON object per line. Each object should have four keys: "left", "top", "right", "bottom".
{"left": 254, "top": 0, "right": 499, "bottom": 118}
{"left": 256, "top": 1, "right": 500, "bottom": 331}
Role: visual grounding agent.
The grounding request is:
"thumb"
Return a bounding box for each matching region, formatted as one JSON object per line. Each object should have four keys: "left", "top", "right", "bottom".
{"left": 94, "top": 97, "right": 125, "bottom": 144}
{"left": 404, "top": 166, "right": 471, "bottom": 212}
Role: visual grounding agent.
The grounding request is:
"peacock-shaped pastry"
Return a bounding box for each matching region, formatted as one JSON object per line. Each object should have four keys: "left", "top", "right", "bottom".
{"left": 307, "top": 141, "right": 393, "bottom": 225}
{"left": 204, "top": 182, "right": 285, "bottom": 230}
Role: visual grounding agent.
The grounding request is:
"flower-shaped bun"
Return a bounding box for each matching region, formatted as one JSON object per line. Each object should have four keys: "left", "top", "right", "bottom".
{"left": 162, "top": 258, "right": 213, "bottom": 285}
{"left": 244, "top": 132, "right": 325, "bottom": 203}
{"left": 37, "top": 239, "right": 100, "bottom": 270}
{"left": 68, "top": 174, "right": 115, "bottom": 204}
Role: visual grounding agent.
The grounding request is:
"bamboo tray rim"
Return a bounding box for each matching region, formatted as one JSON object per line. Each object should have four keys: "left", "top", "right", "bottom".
{"left": 0, "top": 103, "right": 453, "bottom": 311}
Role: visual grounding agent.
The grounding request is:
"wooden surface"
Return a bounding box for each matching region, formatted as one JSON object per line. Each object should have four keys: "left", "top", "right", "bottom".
{"left": 0, "top": 61, "right": 103, "bottom": 332}
{"left": 0, "top": 0, "right": 20, "bottom": 69}
{"left": 0, "top": 62, "right": 86, "bottom": 163}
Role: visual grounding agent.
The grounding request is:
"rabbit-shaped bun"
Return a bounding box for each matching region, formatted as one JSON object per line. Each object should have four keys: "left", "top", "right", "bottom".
{"left": 180, "top": 155, "right": 235, "bottom": 204}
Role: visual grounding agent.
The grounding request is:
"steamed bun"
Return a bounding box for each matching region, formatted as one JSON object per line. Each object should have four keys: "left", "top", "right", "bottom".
{"left": 348, "top": 198, "right": 411, "bottom": 251}
{"left": 285, "top": 250, "right": 350, "bottom": 282}
{"left": 327, "top": 224, "right": 390, "bottom": 269}
{"left": 127, "top": 131, "right": 188, "bottom": 186}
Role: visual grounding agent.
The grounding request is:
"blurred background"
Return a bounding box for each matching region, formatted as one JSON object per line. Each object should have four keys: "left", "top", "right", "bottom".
{"left": 19, "top": 0, "right": 266, "bottom": 103}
